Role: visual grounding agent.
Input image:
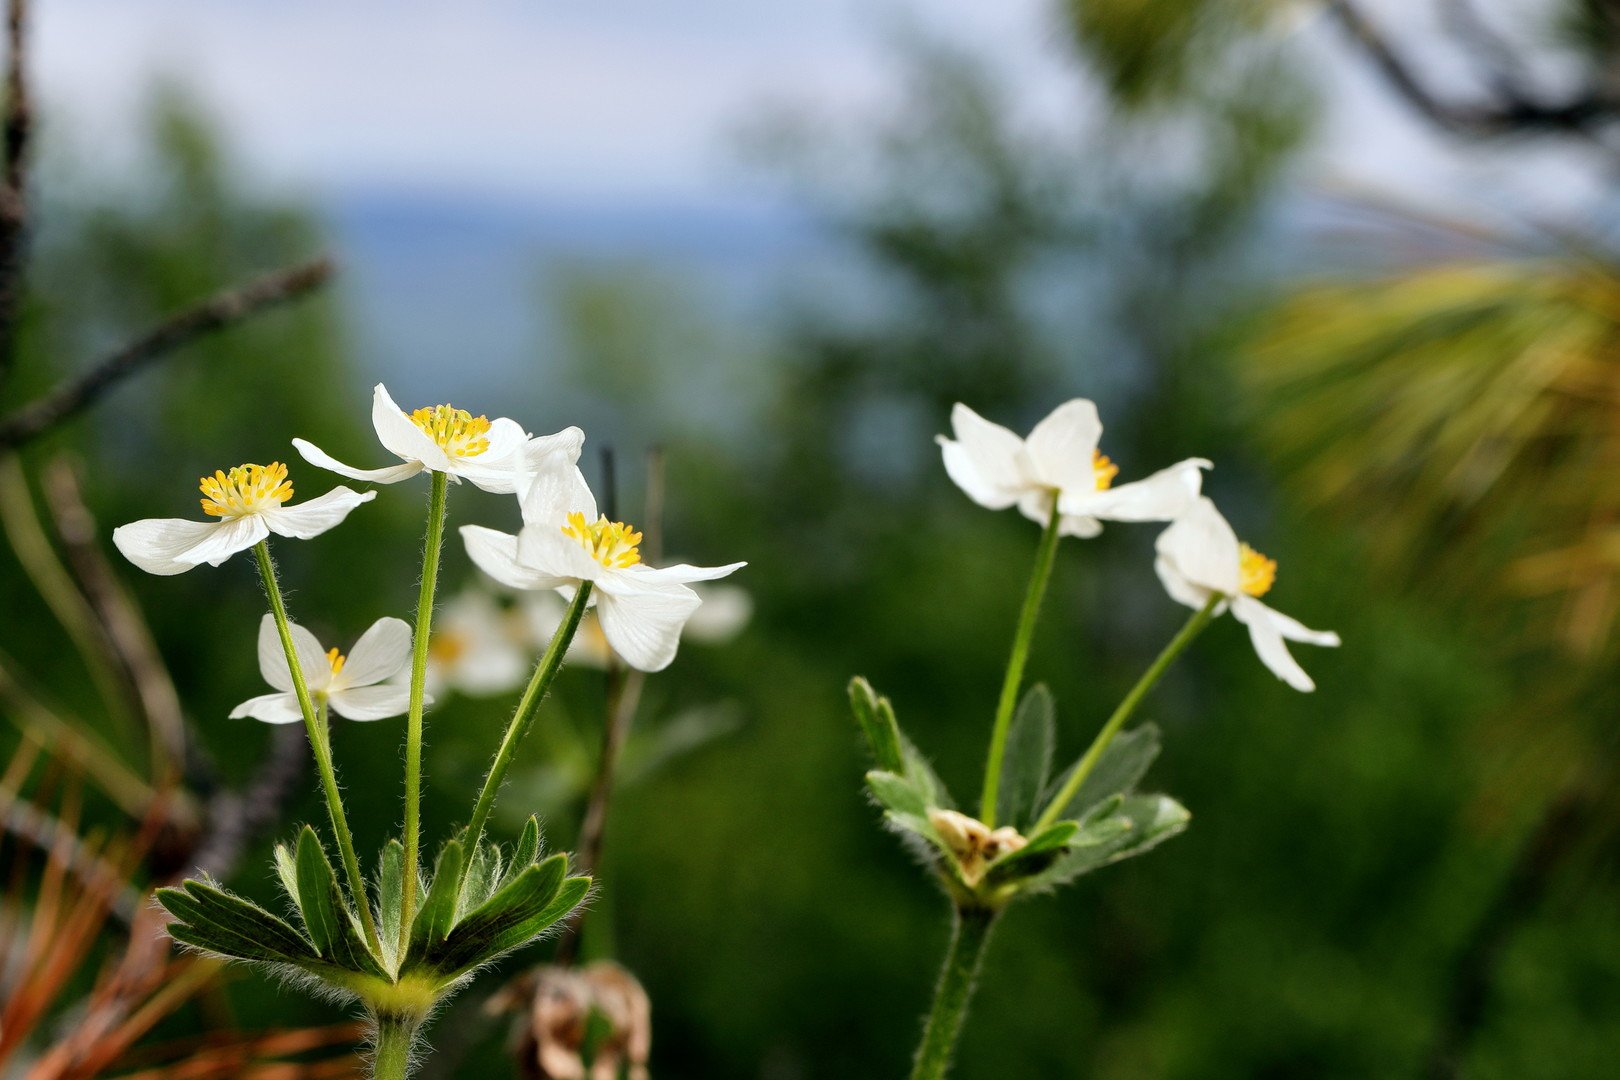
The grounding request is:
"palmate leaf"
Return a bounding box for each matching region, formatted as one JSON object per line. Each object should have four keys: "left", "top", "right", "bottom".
{"left": 156, "top": 879, "right": 318, "bottom": 968}
{"left": 998, "top": 683, "right": 1055, "bottom": 830}
{"left": 1030, "top": 793, "right": 1191, "bottom": 890}
{"left": 1042, "top": 722, "right": 1161, "bottom": 822}
{"left": 408, "top": 839, "right": 465, "bottom": 959}
{"left": 293, "top": 827, "right": 388, "bottom": 979}
{"left": 408, "top": 852, "right": 589, "bottom": 977}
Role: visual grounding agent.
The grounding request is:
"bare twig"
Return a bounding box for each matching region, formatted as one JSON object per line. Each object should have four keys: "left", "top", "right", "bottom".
{"left": 1325, "top": 0, "right": 1620, "bottom": 139}
{"left": 0, "top": 0, "right": 33, "bottom": 391}
{"left": 0, "top": 255, "right": 334, "bottom": 449}
{"left": 40, "top": 455, "right": 188, "bottom": 784}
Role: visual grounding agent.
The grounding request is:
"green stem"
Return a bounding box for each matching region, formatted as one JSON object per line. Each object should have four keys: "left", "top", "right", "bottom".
{"left": 979, "top": 497, "right": 1063, "bottom": 827}
{"left": 370, "top": 1014, "right": 420, "bottom": 1080}
{"left": 400, "top": 470, "right": 449, "bottom": 947}
{"left": 1032, "top": 594, "right": 1220, "bottom": 834}
{"left": 252, "top": 541, "right": 380, "bottom": 952}
{"left": 462, "top": 582, "right": 593, "bottom": 862}
{"left": 910, "top": 906, "right": 997, "bottom": 1080}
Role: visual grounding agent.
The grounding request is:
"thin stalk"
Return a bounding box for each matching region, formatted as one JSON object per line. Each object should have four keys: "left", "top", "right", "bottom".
{"left": 979, "top": 498, "right": 1063, "bottom": 827}
{"left": 462, "top": 582, "right": 593, "bottom": 862}
{"left": 253, "top": 541, "right": 380, "bottom": 952}
{"left": 370, "top": 1014, "right": 419, "bottom": 1080}
{"left": 910, "top": 906, "right": 996, "bottom": 1080}
{"left": 1032, "top": 594, "right": 1220, "bottom": 834}
{"left": 400, "top": 469, "right": 448, "bottom": 944}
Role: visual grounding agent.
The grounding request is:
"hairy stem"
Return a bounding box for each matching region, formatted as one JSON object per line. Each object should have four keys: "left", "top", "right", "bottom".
{"left": 400, "top": 469, "right": 448, "bottom": 947}
{"left": 1032, "top": 594, "right": 1219, "bottom": 834}
{"left": 370, "top": 1014, "right": 420, "bottom": 1080}
{"left": 253, "top": 541, "right": 379, "bottom": 951}
{"left": 911, "top": 906, "right": 996, "bottom": 1080}
{"left": 979, "top": 498, "right": 1063, "bottom": 827}
{"left": 462, "top": 583, "right": 593, "bottom": 863}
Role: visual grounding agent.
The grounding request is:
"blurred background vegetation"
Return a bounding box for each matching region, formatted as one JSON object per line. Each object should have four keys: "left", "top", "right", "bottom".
{"left": 5, "top": 0, "right": 1620, "bottom": 1077}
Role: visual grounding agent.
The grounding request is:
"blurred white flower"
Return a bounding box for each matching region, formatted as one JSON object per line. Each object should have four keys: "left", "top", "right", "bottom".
{"left": 112, "top": 461, "right": 373, "bottom": 576}
{"left": 426, "top": 589, "right": 531, "bottom": 697}
{"left": 1154, "top": 497, "right": 1340, "bottom": 692}
{"left": 231, "top": 614, "right": 417, "bottom": 723}
{"left": 462, "top": 465, "right": 745, "bottom": 672}
{"left": 938, "top": 400, "right": 1209, "bottom": 537}
{"left": 293, "top": 382, "right": 583, "bottom": 494}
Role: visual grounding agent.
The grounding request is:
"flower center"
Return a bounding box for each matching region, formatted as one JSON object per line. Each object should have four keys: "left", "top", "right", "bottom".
{"left": 325, "top": 647, "right": 347, "bottom": 677}
{"left": 561, "top": 511, "right": 643, "bottom": 569}
{"left": 1239, "top": 543, "right": 1276, "bottom": 597}
{"left": 410, "top": 404, "right": 492, "bottom": 458}
{"left": 1092, "top": 450, "right": 1118, "bottom": 491}
{"left": 199, "top": 462, "right": 293, "bottom": 518}
{"left": 429, "top": 630, "right": 468, "bottom": 666}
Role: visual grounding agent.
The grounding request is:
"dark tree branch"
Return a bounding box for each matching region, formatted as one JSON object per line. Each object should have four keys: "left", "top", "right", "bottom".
{"left": 0, "top": 0, "right": 32, "bottom": 391}
{"left": 0, "top": 255, "right": 334, "bottom": 450}
{"left": 1326, "top": 0, "right": 1620, "bottom": 138}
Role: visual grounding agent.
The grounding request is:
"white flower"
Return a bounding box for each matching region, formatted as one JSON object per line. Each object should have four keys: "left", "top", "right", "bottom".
{"left": 112, "top": 461, "right": 373, "bottom": 576}
{"left": 461, "top": 465, "right": 745, "bottom": 673}
{"left": 426, "top": 589, "right": 532, "bottom": 697}
{"left": 231, "top": 615, "right": 419, "bottom": 723}
{"left": 938, "top": 400, "right": 1210, "bottom": 537}
{"left": 292, "top": 383, "right": 583, "bottom": 494}
{"left": 522, "top": 581, "right": 750, "bottom": 669}
{"left": 1154, "top": 497, "right": 1341, "bottom": 692}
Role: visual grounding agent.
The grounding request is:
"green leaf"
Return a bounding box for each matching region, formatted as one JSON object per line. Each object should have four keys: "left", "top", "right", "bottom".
{"left": 998, "top": 683, "right": 1055, "bottom": 830}
{"left": 848, "top": 676, "right": 904, "bottom": 773}
{"left": 983, "top": 820, "right": 1079, "bottom": 887}
{"left": 157, "top": 880, "right": 317, "bottom": 966}
{"left": 1034, "top": 793, "right": 1191, "bottom": 889}
{"left": 506, "top": 816, "right": 542, "bottom": 886}
{"left": 1042, "top": 723, "right": 1161, "bottom": 821}
{"left": 425, "top": 854, "right": 582, "bottom": 976}
{"left": 377, "top": 839, "right": 404, "bottom": 961}
{"left": 410, "top": 838, "right": 465, "bottom": 955}
{"left": 865, "top": 769, "right": 928, "bottom": 818}
{"left": 274, "top": 843, "right": 299, "bottom": 903}
{"left": 900, "top": 735, "right": 952, "bottom": 810}
{"left": 293, "top": 827, "right": 386, "bottom": 978}
{"left": 459, "top": 840, "right": 499, "bottom": 920}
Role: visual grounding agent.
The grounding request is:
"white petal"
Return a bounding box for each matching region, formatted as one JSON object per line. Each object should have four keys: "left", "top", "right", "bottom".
{"left": 112, "top": 518, "right": 223, "bottom": 576}
{"left": 257, "top": 612, "right": 334, "bottom": 693}
{"left": 291, "top": 438, "right": 425, "bottom": 485}
{"left": 262, "top": 487, "right": 376, "bottom": 540}
{"left": 445, "top": 642, "right": 530, "bottom": 696}
{"left": 627, "top": 560, "right": 747, "bottom": 586}
{"left": 328, "top": 684, "right": 418, "bottom": 721}
{"left": 1233, "top": 594, "right": 1341, "bottom": 648}
{"left": 451, "top": 417, "right": 532, "bottom": 492}
{"left": 1232, "top": 599, "right": 1317, "bottom": 692}
{"left": 1153, "top": 555, "right": 1222, "bottom": 613}
{"left": 521, "top": 462, "right": 597, "bottom": 526}
{"left": 336, "top": 616, "right": 413, "bottom": 688}
{"left": 940, "top": 438, "right": 1022, "bottom": 511}
{"left": 594, "top": 580, "right": 703, "bottom": 672}
{"left": 372, "top": 383, "right": 457, "bottom": 472}
{"left": 516, "top": 522, "right": 603, "bottom": 583}
{"left": 1154, "top": 498, "right": 1241, "bottom": 596}
{"left": 1024, "top": 399, "right": 1102, "bottom": 493}
{"left": 1063, "top": 458, "right": 1211, "bottom": 523}
{"left": 229, "top": 692, "right": 305, "bottom": 724}
{"left": 174, "top": 515, "right": 269, "bottom": 567}
{"left": 1015, "top": 489, "right": 1099, "bottom": 536}
{"left": 462, "top": 525, "right": 574, "bottom": 591}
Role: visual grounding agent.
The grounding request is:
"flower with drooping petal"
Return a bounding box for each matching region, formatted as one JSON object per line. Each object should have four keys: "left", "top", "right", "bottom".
{"left": 425, "top": 588, "right": 532, "bottom": 697}
{"left": 292, "top": 383, "right": 583, "bottom": 494}
{"left": 1154, "top": 497, "right": 1340, "bottom": 692}
{"left": 938, "top": 400, "right": 1210, "bottom": 537}
{"left": 461, "top": 465, "right": 745, "bottom": 673}
{"left": 231, "top": 615, "right": 419, "bottom": 723}
{"left": 112, "top": 461, "right": 373, "bottom": 576}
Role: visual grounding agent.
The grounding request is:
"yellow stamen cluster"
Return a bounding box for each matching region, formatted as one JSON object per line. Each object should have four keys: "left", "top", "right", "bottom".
{"left": 1092, "top": 449, "right": 1119, "bottom": 491}
{"left": 410, "top": 404, "right": 492, "bottom": 458}
{"left": 325, "top": 647, "right": 347, "bottom": 677}
{"left": 199, "top": 462, "right": 293, "bottom": 518}
{"left": 561, "top": 511, "right": 643, "bottom": 569}
{"left": 1239, "top": 543, "right": 1277, "bottom": 597}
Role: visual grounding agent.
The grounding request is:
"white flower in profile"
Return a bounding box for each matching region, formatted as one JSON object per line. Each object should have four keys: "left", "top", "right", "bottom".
{"left": 523, "top": 581, "right": 751, "bottom": 669}
{"left": 461, "top": 465, "right": 745, "bottom": 673}
{"left": 231, "top": 615, "right": 419, "bottom": 723}
{"left": 292, "top": 383, "right": 583, "bottom": 494}
{"left": 426, "top": 589, "right": 531, "bottom": 697}
{"left": 938, "top": 400, "right": 1210, "bottom": 537}
{"left": 1154, "top": 497, "right": 1340, "bottom": 692}
{"left": 112, "top": 461, "right": 373, "bottom": 576}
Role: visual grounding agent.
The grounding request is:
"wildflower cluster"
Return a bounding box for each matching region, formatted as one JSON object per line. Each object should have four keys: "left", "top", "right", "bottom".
{"left": 113, "top": 383, "right": 743, "bottom": 1080}
{"left": 854, "top": 399, "right": 1339, "bottom": 1080}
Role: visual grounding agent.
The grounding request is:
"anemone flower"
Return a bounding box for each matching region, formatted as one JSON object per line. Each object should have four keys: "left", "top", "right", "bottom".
{"left": 939, "top": 400, "right": 1209, "bottom": 537}
{"left": 425, "top": 588, "right": 531, "bottom": 697}
{"left": 112, "top": 461, "right": 372, "bottom": 576}
{"left": 292, "top": 383, "right": 583, "bottom": 494}
{"left": 1154, "top": 497, "right": 1340, "bottom": 691}
{"left": 230, "top": 614, "right": 418, "bottom": 723}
